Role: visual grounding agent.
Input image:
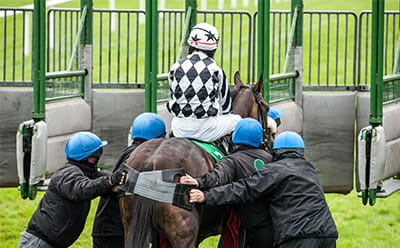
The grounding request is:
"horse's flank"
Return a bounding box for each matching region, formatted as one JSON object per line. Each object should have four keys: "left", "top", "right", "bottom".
{"left": 120, "top": 71, "right": 270, "bottom": 248}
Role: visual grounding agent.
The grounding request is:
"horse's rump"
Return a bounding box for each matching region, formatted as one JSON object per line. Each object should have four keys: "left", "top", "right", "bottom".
{"left": 121, "top": 137, "right": 229, "bottom": 248}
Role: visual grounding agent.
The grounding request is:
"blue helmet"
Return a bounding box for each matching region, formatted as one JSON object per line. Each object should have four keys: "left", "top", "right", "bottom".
{"left": 273, "top": 131, "right": 304, "bottom": 150}
{"left": 65, "top": 132, "right": 108, "bottom": 161}
{"left": 268, "top": 107, "right": 283, "bottom": 120}
{"left": 268, "top": 107, "right": 283, "bottom": 127}
{"left": 232, "top": 118, "right": 263, "bottom": 148}
{"left": 131, "top": 113, "right": 167, "bottom": 140}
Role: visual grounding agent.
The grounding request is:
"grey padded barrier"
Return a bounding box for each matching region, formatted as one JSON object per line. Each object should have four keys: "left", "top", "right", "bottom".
{"left": 92, "top": 89, "right": 145, "bottom": 171}
{"left": 0, "top": 89, "right": 33, "bottom": 186}
{"left": 303, "top": 92, "right": 357, "bottom": 193}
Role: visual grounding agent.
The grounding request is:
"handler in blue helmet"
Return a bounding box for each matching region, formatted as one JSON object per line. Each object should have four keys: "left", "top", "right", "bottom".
{"left": 188, "top": 131, "right": 338, "bottom": 248}
{"left": 181, "top": 118, "right": 274, "bottom": 248}
{"left": 18, "top": 132, "right": 125, "bottom": 248}
{"left": 92, "top": 112, "right": 167, "bottom": 248}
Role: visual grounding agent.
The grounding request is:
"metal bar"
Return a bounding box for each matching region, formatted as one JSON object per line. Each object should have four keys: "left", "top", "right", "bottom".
{"left": 12, "top": 11, "right": 16, "bottom": 81}
{"left": 393, "top": 22, "right": 400, "bottom": 74}
{"left": 126, "top": 13, "right": 130, "bottom": 82}
{"left": 157, "top": 73, "right": 168, "bottom": 81}
{"left": 117, "top": 12, "right": 121, "bottom": 82}
{"left": 177, "top": 6, "right": 192, "bottom": 60}
{"left": 383, "top": 74, "right": 400, "bottom": 83}
{"left": 150, "top": 0, "right": 158, "bottom": 113}
{"left": 369, "top": 0, "right": 384, "bottom": 125}
{"left": 145, "top": 0, "right": 152, "bottom": 112}
{"left": 3, "top": 9, "right": 7, "bottom": 81}
{"left": 67, "top": 6, "right": 87, "bottom": 71}
{"left": 22, "top": 11, "right": 26, "bottom": 81}
{"left": 269, "top": 71, "right": 297, "bottom": 82}
{"left": 99, "top": 12, "right": 103, "bottom": 83}
{"left": 46, "top": 70, "right": 87, "bottom": 79}
{"left": 46, "top": 94, "right": 84, "bottom": 101}
{"left": 283, "top": 6, "right": 298, "bottom": 73}
{"left": 326, "top": 14, "right": 330, "bottom": 85}
{"left": 108, "top": 12, "right": 112, "bottom": 83}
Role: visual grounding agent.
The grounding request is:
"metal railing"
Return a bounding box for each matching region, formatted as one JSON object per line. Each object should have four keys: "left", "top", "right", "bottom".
{"left": 1, "top": 7, "right": 399, "bottom": 98}
{"left": 358, "top": 11, "right": 400, "bottom": 86}
{"left": 383, "top": 74, "right": 400, "bottom": 104}
{"left": 303, "top": 10, "right": 358, "bottom": 90}
{"left": 0, "top": 8, "right": 33, "bottom": 86}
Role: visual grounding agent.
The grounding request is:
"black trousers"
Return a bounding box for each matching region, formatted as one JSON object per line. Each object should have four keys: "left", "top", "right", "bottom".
{"left": 278, "top": 237, "right": 336, "bottom": 248}
{"left": 241, "top": 225, "right": 275, "bottom": 248}
{"left": 93, "top": 236, "right": 124, "bottom": 248}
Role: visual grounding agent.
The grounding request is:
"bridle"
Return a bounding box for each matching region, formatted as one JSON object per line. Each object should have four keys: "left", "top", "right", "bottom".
{"left": 235, "top": 85, "right": 271, "bottom": 152}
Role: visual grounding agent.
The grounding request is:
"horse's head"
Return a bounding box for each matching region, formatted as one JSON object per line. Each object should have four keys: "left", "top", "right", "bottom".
{"left": 231, "top": 71, "right": 274, "bottom": 152}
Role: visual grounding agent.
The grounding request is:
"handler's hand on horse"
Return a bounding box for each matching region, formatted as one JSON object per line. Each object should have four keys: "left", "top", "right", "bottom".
{"left": 189, "top": 189, "right": 205, "bottom": 203}
{"left": 180, "top": 175, "right": 199, "bottom": 187}
{"left": 109, "top": 170, "right": 127, "bottom": 187}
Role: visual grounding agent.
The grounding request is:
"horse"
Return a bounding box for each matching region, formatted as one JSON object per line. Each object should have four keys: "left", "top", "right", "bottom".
{"left": 119, "top": 71, "right": 271, "bottom": 248}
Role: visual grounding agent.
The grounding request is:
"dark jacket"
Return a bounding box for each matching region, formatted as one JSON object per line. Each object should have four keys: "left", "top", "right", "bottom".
{"left": 203, "top": 152, "right": 338, "bottom": 246}
{"left": 196, "top": 146, "right": 274, "bottom": 235}
{"left": 92, "top": 140, "right": 144, "bottom": 239}
{"left": 26, "top": 160, "right": 111, "bottom": 248}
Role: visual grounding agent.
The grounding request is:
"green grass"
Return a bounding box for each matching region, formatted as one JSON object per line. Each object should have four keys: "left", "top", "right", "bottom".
{"left": 1, "top": 187, "right": 400, "bottom": 247}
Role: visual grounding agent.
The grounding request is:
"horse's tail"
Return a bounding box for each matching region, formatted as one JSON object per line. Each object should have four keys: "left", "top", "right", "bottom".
{"left": 127, "top": 195, "right": 156, "bottom": 248}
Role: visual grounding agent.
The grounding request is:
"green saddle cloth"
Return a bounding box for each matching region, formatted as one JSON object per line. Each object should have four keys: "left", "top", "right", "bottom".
{"left": 191, "top": 140, "right": 225, "bottom": 162}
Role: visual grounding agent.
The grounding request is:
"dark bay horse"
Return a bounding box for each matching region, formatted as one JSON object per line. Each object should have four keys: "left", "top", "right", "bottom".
{"left": 119, "top": 71, "right": 271, "bottom": 248}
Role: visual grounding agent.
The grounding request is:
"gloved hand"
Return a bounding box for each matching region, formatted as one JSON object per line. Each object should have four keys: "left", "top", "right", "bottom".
{"left": 109, "top": 170, "right": 126, "bottom": 186}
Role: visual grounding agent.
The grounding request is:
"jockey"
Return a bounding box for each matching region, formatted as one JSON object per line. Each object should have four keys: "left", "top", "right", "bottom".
{"left": 92, "top": 113, "right": 167, "bottom": 248}
{"left": 19, "top": 132, "right": 126, "bottom": 248}
{"left": 167, "top": 22, "right": 241, "bottom": 143}
{"left": 267, "top": 107, "right": 284, "bottom": 141}
{"left": 180, "top": 118, "right": 274, "bottom": 248}
{"left": 189, "top": 131, "right": 338, "bottom": 248}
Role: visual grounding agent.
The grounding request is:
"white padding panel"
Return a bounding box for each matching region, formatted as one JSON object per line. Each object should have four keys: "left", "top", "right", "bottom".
{"left": 30, "top": 121, "right": 48, "bottom": 185}
{"left": 369, "top": 126, "right": 385, "bottom": 189}
{"left": 46, "top": 98, "right": 91, "bottom": 137}
{"left": 16, "top": 120, "right": 34, "bottom": 184}
{"left": 357, "top": 126, "right": 370, "bottom": 191}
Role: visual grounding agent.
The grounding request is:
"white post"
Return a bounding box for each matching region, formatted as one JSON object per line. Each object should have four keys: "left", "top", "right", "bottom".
{"left": 231, "top": 0, "right": 237, "bottom": 8}
{"left": 109, "top": 0, "right": 116, "bottom": 32}
{"left": 160, "top": 0, "right": 165, "bottom": 10}
{"left": 24, "top": 12, "right": 31, "bottom": 56}
{"left": 139, "top": 0, "right": 145, "bottom": 24}
{"left": 201, "top": 0, "right": 207, "bottom": 10}
{"left": 218, "top": 0, "right": 224, "bottom": 10}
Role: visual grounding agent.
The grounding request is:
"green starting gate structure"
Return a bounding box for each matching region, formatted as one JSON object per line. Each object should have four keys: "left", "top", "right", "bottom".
{"left": 15, "top": 0, "right": 400, "bottom": 205}
{"left": 357, "top": 0, "right": 400, "bottom": 206}
{"left": 144, "top": 0, "right": 301, "bottom": 112}
{"left": 16, "top": 0, "right": 92, "bottom": 199}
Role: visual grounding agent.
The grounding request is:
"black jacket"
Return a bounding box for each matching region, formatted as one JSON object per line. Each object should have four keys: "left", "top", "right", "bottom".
{"left": 204, "top": 152, "right": 338, "bottom": 246}
{"left": 196, "top": 146, "right": 273, "bottom": 231}
{"left": 26, "top": 160, "right": 111, "bottom": 248}
{"left": 92, "top": 140, "right": 144, "bottom": 238}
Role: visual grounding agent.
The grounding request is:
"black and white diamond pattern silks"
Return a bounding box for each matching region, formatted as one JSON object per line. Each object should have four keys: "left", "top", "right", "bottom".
{"left": 167, "top": 52, "right": 241, "bottom": 142}
{"left": 167, "top": 52, "right": 231, "bottom": 118}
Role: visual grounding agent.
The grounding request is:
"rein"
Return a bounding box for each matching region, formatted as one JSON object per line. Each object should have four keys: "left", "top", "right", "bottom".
{"left": 236, "top": 85, "right": 271, "bottom": 152}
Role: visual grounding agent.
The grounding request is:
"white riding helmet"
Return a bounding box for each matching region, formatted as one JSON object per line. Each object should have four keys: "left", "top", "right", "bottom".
{"left": 187, "top": 23, "right": 219, "bottom": 51}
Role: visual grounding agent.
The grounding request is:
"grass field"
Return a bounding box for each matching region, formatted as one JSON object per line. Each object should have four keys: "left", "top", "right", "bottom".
{"left": 1, "top": 187, "right": 399, "bottom": 248}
